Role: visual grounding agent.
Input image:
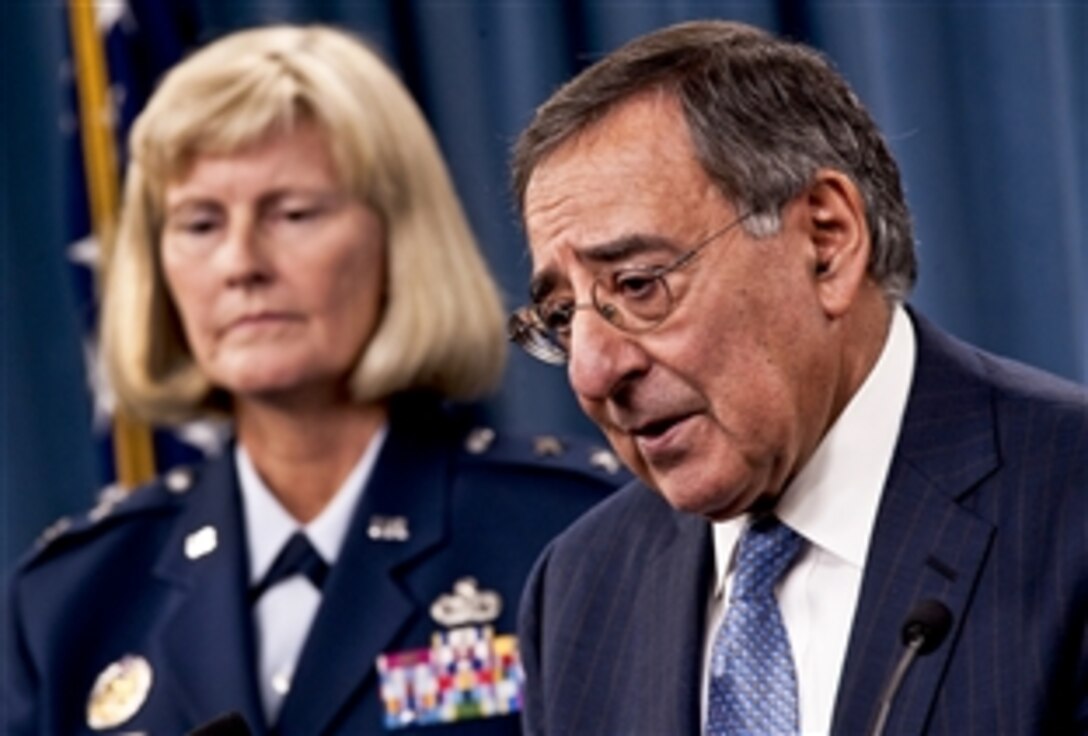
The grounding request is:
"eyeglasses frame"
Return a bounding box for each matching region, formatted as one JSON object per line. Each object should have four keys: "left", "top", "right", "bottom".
{"left": 508, "top": 211, "right": 752, "bottom": 365}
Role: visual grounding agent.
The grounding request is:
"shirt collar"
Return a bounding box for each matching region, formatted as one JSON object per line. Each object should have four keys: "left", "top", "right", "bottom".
{"left": 713, "top": 305, "right": 916, "bottom": 594}
{"left": 237, "top": 424, "right": 388, "bottom": 584}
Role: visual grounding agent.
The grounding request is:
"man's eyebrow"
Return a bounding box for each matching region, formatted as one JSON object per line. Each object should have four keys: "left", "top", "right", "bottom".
{"left": 529, "top": 234, "right": 681, "bottom": 303}
{"left": 580, "top": 233, "right": 680, "bottom": 265}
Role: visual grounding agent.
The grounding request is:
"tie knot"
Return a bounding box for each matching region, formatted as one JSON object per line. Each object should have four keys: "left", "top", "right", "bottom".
{"left": 730, "top": 516, "right": 803, "bottom": 601}
{"left": 249, "top": 531, "right": 330, "bottom": 604}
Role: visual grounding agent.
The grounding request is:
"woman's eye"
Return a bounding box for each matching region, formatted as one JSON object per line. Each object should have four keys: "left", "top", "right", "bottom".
{"left": 174, "top": 217, "right": 219, "bottom": 236}
{"left": 269, "top": 195, "right": 335, "bottom": 225}
{"left": 278, "top": 206, "right": 320, "bottom": 223}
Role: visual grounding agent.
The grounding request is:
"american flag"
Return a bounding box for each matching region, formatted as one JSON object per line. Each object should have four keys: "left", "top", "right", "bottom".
{"left": 62, "top": 0, "right": 220, "bottom": 493}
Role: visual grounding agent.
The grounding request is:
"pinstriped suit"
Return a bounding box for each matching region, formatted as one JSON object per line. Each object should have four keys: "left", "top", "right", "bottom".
{"left": 519, "top": 312, "right": 1088, "bottom": 735}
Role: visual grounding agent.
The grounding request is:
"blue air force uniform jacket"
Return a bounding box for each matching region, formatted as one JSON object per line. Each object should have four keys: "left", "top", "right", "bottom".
{"left": 4, "top": 398, "right": 626, "bottom": 735}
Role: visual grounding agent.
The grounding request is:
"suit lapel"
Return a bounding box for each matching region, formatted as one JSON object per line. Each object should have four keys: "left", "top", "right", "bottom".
{"left": 833, "top": 314, "right": 999, "bottom": 734}
{"left": 629, "top": 493, "right": 713, "bottom": 733}
{"left": 274, "top": 416, "right": 451, "bottom": 735}
{"left": 152, "top": 451, "right": 267, "bottom": 733}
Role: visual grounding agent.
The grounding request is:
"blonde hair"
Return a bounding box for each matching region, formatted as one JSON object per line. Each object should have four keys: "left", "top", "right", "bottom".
{"left": 102, "top": 25, "right": 507, "bottom": 423}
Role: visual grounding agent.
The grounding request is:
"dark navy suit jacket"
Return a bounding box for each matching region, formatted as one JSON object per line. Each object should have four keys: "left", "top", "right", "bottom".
{"left": 519, "top": 312, "right": 1088, "bottom": 735}
{"left": 4, "top": 397, "right": 625, "bottom": 735}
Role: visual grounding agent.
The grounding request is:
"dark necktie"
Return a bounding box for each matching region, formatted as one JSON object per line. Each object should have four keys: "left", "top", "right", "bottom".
{"left": 248, "top": 532, "right": 330, "bottom": 604}
{"left": 707, "top": 516, "right": 805, "bottom": 736}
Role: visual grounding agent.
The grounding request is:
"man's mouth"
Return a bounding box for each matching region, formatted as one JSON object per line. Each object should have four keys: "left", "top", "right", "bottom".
{"left": 631, "top": 415, "right": 687, "bottom": 438}
{"left": 628, "top": 411, "right": 701, "bottom": 460}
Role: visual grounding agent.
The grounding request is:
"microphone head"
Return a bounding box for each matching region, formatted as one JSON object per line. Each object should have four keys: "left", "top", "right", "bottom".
{"left": 187, "top": 712, "right": 253, "bottom": 736}
{"left": 900, "top": 599, "right": 953, "bottom": 655}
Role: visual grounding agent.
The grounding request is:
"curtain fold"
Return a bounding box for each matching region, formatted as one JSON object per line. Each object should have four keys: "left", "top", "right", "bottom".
{"left": 3, "top": 0, "right": 1084, "bottom": 563}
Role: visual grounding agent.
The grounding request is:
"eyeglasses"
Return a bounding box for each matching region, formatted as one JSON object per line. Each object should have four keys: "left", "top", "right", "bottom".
{"left": 508, "top": 212, "right": 751, "bottom": 365}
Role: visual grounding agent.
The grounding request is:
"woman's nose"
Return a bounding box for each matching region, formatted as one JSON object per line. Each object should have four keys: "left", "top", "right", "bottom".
{"left": 219, "top": 215, "right": 272, "bottom": 287}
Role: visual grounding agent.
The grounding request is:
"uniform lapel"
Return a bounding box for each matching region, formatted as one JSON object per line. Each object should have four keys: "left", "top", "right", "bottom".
{"left": 832, "top": 314, "right": 999, "bottom": 734}
{"left": 152, "top": 450, "right": 267, "bottom": 733}
{"left": 274, "top": 414, "right": 451, "bottom": 735}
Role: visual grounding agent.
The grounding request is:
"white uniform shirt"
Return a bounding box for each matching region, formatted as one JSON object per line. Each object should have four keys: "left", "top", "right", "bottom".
{"left": 703, "top": 306, "right": 916, "bottom": 734}
{"left": 237, "top": 425, "right": 387, "bottom": 724}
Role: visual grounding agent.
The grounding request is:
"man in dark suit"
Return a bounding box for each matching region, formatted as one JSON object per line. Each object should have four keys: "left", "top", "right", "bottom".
{"left": 507, "top": 20, "right": 1088, "bottom": 735}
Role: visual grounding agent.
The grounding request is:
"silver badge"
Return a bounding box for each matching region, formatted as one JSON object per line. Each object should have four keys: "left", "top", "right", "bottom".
{"left": 589, "top": 448, "right": 623, "bottom": 475}
{"left": 184, "top": 525, "right": 218, "bottom": 560}
{"left": 533, "top": 435, "right": 564, "bottom": 457}
{"left": 368, "top": 515, "right": 410, "bottom": 542}
{"left": 88, "top": 484, "right": 127, "bottom": 523}
{"left": 430, "top": 577, "right": 502, "bottom": 628}
{"left": 37, "top": 516, "right": 72, "bottom": 549}
{"left": 464, "top": 427, "right": 496, "bottom": 455}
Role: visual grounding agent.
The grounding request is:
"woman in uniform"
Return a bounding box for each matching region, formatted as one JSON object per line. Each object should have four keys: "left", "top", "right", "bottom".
{"left": 4, "top": 25, "right": 621, "bottom": 735}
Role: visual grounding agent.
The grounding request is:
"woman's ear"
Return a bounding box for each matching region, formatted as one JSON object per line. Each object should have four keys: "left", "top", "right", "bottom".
{"left": 801, "top": 169, "right": 871, "bottom": 317}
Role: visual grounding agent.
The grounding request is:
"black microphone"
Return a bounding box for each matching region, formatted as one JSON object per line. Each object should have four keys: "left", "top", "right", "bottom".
{"left": 186, "top": 712, "right": 253, "bottom": 736}
{"left": 869, "top": 599, "right": 953, "bottom": 736}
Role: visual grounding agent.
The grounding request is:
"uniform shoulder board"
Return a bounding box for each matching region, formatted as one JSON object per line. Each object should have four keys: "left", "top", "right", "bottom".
{"left": 458, "top": 425, "right": 628, "bottom": 482}
{"left": 28, "top": 465, "right": 197, "bottom": 558}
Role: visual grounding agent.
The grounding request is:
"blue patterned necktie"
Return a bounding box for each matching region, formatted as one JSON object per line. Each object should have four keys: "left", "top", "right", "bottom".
{"left": 707, "top": 516, "right": 805, "bottom": 736}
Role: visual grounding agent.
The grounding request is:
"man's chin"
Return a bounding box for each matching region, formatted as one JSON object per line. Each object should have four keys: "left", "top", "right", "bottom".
{"left": 651, "top": 477, "right": 753, "bottom": 521}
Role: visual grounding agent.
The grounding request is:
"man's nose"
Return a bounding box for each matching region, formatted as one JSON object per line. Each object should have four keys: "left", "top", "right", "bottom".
{"left": 567, "top": 308, "right": 648, "bottom": 402}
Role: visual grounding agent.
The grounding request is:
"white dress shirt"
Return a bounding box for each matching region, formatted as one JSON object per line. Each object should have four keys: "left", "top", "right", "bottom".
{"left": 703, "top": 306, "right": 916, "bottom": 735}
{"left": 237, "top": 425, "right": 387, "bottom": 724}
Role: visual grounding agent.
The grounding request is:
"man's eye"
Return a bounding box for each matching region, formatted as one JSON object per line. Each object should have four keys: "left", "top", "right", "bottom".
{"left": 612, "top": 269, "right": 663, "bottom": 302}
{"left": 538, "top": 300, "right": 575, "bottom": 332}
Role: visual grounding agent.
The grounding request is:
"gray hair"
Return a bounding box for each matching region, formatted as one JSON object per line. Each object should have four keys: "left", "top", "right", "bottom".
{"left": 513, "top": 20, "right": 916, "bottom": 301}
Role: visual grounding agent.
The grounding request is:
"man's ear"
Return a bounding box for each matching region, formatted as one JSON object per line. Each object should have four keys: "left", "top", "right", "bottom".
{"left": 801, "top": 169, "right": 871, "bottom": 318}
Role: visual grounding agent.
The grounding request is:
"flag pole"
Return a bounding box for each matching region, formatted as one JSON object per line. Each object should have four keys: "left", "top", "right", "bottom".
{"left": 68, "top": 0, "right": 156, "bottom": 489}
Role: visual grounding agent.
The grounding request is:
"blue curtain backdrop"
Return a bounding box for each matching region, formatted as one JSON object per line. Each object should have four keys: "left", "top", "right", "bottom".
{"left": 2, "top": 1, "right": 1085, "bottom": 569}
